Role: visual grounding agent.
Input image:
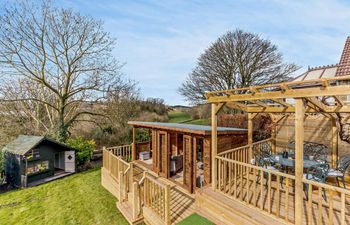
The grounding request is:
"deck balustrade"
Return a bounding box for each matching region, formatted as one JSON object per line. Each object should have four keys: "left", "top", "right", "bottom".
{"left": 216, "top": 139, "right": 350, "bottom": 225}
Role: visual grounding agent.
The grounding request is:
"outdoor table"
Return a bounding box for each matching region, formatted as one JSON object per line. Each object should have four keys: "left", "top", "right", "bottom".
{"left": 273, "top": 157, "right": 319, "bottom": 169}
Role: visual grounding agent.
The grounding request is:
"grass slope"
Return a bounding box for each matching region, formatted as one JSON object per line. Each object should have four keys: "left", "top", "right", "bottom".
{"left": 0, "top": 168, "right": 128, "bottom": 225}
{"left": 168, "top": 111, "right": 192, "bottom": 123}
{"left": 168, "top": 111, "right": 210, "bottom": 125}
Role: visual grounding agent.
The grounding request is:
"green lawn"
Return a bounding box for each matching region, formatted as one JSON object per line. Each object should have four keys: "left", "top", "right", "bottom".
{"left": 0, "top": 168, "right": 214, "bottom": 225}
{"left": 0, "top": 168, "right": 128, "bottom": 225}
{"left": 176, "top": 213, "right": 215, "bottom": 225}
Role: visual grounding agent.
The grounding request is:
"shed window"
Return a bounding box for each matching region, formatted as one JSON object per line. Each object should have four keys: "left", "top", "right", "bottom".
{"left": 25, "top": 149, "right": 40, "bottom": 160}
{"left": 27, "top": 161, "right": 49, "bottom": 175}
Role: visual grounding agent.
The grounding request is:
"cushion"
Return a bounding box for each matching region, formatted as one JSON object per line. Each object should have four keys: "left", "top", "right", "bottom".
{"left": 303, "top": 173, "right": 321, "bottom": 182}
{"left": 327, "top": 169, "right": 343, "bottom": 177}
{"left": 266, "top": 166, "right": 278, "bottom": 170}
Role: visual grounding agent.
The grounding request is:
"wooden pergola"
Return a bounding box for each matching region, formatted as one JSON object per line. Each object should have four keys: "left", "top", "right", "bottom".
{"left": 206, "top": 75, "right": 350, "bottom": 225}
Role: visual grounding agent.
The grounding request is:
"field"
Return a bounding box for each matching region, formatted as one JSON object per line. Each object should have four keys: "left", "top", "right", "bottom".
{"left": 168, "top": 110, "right": 210, "bottom": 125}
{"left": 0, "top": 168, "right": 213, "bottom": 225}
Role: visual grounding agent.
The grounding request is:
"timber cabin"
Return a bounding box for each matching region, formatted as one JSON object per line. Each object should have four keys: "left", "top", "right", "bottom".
{"left": 128, "top": 121, "right": 247, "bottom": 193}
{"left": 101, "top": 37, "right": 350, "bottom": 225}
{"left": 3, "top": 135, "right": 75, "bottom": 187}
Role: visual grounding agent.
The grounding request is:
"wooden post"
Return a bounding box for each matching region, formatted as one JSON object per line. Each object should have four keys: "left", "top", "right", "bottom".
{"left": 331, "top": 118, "right": 338, "bottom": 168}
{"left": 271, "top": 124, "right": 277, "bottom": 153}
{"left": 132, "top": 127, "right": 137, "bottom": 161}
{"left": 164, "top": 184, "right": 171, "bottom": 225}
{"left": 148, "top": 129, "right": 152, "bottom": 150}
{"left": 211, "top": 103, "right": 218, "bottom": 189}
{"left": 129, "top": 163, "right": 134, "bottom": 192}
{"left": 295, "top": 98, "right": 304, "bottom": 225}
{"left": 119, "top": 171, "right": 124, "bottom": 201}
{"left": 248, "top": 113, "right": 253, "bottom": 160}
{"left": 102, "top": 146, "right": 107, "bottom": 168}
{"left": 132, "top": 182, "right": 139, "bottom": 219}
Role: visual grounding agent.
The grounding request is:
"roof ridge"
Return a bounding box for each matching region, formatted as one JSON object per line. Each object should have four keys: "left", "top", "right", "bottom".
{"left": 308, "top": 63, "right": 338, "bottom": 71}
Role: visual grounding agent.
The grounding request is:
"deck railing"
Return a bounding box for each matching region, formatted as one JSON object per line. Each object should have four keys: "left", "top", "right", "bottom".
{"left": 103, "top": 147, "right": 131, "bottom": 182}
{"left": 140, "top": 173, "right": 171, "bottom": 225}
{"left": 106, "top": 144, "right": 132, "bottom": 159}
{"left": 129, "top": 171, "right": 171, "bottom": 225}
{"left": 216, "top": 138, "right": 350, "bottom": 225}
{"left": 218, "top": 138, "right": 273, "bottom": 163}
{"left": 215, "top": 155, "right": 296, "bottom": 223}
{"left": 302, "top": 178, "right": 350, "bottom": 225}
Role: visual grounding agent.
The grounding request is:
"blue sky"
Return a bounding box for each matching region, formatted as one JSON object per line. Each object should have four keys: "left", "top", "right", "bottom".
{"left": 7, "top": 0, "right": 350, "bottom": 105}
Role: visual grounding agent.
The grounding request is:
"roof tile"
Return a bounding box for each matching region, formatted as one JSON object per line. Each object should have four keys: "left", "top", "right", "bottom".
{"left": 336, "top": 36, "right": 350, "bottom": 76}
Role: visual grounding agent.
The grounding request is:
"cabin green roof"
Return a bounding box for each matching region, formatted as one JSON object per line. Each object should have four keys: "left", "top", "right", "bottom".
{"left": 2, "top": 135, "right": 73, "bottom": 155}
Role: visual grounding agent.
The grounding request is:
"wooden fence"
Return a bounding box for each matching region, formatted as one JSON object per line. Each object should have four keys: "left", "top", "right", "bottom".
{"left": 217, "top": 139, "right": 350, "bottom": 225}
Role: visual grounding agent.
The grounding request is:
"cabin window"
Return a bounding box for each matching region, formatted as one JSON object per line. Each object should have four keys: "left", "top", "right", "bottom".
{"left": 26, "top": 161, "right": 49, "bottom": 175}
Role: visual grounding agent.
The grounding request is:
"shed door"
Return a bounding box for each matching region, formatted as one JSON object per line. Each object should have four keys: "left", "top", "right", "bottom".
{"left": 183, "top": 135, "right": 193, "bottom": 193}
{"left": 64, "top": 151, "right": 75, "bottom": 172}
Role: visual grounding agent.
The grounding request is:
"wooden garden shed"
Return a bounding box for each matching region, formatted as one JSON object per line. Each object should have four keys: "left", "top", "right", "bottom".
{"left": 3, "top": 135, "right": 75, "bottom": 187}
{"left": 128, "top": 121, "right": 247, "bottom": 193}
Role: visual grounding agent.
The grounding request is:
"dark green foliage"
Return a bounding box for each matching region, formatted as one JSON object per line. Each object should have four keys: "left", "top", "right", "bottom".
{"left": 66, "top": 137, "right": 95, "bottom": 168}
{"left": 0, "top": 150, "right": 5, "bottom": 184}
{"left": 0, "top": 149, "right": 3, "bottom": 172}
{"left": 3, "top": 152, "right": 20, "bottom": 186}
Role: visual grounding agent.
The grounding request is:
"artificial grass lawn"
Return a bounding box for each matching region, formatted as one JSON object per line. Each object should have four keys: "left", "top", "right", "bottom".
{"left": 176, "top": 213, "right": 215, "bottom": 225}
{"left": 0, "top": 168, "right": 128, "bottom": 225}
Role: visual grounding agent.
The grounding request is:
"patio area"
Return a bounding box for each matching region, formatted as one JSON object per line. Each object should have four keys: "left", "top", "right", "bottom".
{"left": 206, "top": 76, "right": 350, "bottom": 225}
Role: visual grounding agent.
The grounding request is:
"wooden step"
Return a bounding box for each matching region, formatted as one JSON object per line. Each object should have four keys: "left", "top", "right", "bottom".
{"left": 116, "top": 201, "right": 144, "bottom": 225}
{"left": 196, "top": 187, "right": 289, "bottom": 225}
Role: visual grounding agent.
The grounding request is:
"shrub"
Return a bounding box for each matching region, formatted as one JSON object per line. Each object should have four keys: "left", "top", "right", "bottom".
{"left": 66, "top": 137, "right": 95, "bottom": 168}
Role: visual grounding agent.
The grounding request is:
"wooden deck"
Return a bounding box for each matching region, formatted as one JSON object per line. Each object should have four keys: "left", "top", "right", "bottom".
{"left": 214, "top": 174, "right": 350, "bottom": 225}
{"left": 133, "top": 162, "right": 196, "bottom": 224}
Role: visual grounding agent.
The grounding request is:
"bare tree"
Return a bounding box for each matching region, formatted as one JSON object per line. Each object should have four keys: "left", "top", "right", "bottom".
{"left": 179, "top": 29, "right": 300, "bottom": 104}
{"left": 0, "top": 1, "right": 130, "bottom": 142}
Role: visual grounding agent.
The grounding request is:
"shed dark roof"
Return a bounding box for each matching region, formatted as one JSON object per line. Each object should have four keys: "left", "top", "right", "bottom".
{"left": 2, "top": 135, "right": 73, "bottom": 155}
{"left": 128, "top": 121, "right": 247, "bottom": 135}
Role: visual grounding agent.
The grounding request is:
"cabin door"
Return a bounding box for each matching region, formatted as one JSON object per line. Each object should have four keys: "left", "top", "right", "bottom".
{"left": 157, "top": 131, "right": 169, "bottom": 178}
{"left": 183, "top": 135, "right": 193, "bottom": 193}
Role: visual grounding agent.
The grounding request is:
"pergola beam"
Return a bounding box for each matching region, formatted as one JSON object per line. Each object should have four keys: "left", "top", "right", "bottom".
{"left": 333, "top": 95, "right": 344, "bottom": 107}
{"left": 207, "top": 85, "right": 350, "bottom": 103}
{"left": 244, "top": 105, "right": 350, "bottom": 113}
{"left": 250, "top": 100, "right": 268, "bottom": 108}
{"left": 305, "top": 97, "right": 327, "bottom": 112}
{"left": 226, "top": 101, "right": 247, "bottom": 111}
{"left": 272, "top": 99, "right": 292, "bottom": 108}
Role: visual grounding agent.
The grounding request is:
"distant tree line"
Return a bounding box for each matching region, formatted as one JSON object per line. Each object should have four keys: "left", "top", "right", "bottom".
{"left": 0, "top": 1, "right": 168, "bottom": 149}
